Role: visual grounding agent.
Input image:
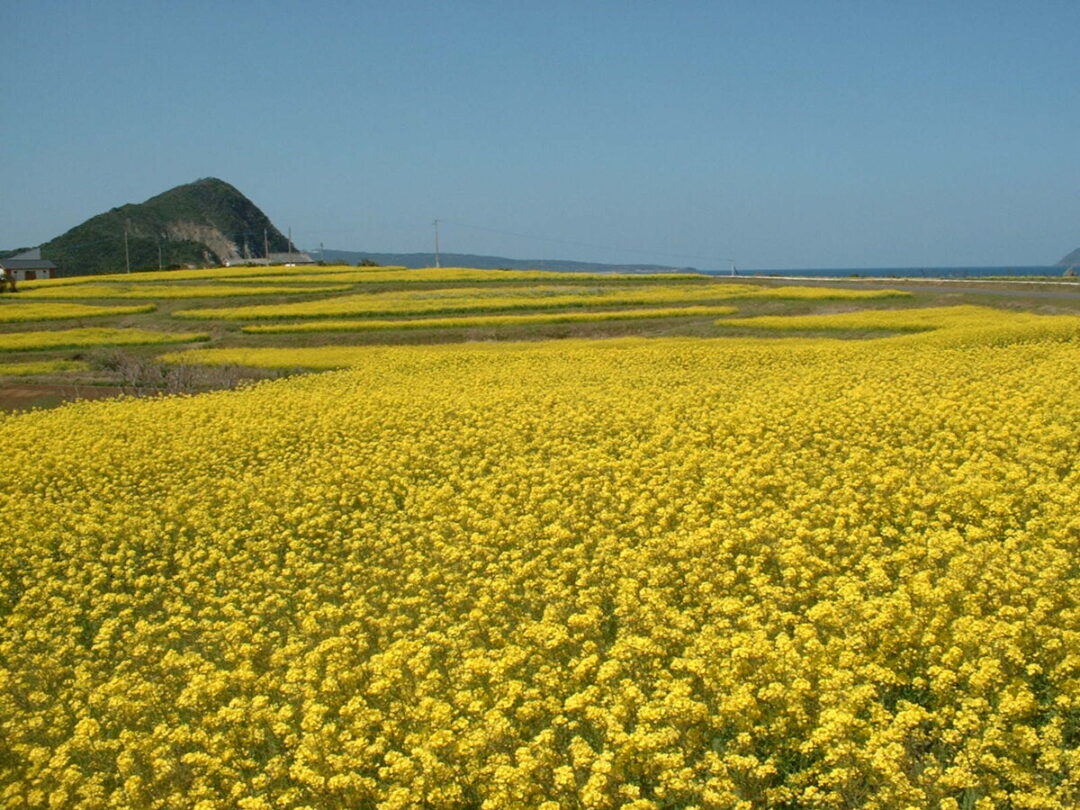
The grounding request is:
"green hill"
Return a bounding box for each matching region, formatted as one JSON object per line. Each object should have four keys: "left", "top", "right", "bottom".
{"left": 40, "top": 178, "right": 291, "bottom": 276}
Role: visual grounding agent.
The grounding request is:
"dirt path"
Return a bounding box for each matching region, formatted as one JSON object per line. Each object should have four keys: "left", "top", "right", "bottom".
{"left": 0, "top": 384, "right": 127, "bottom": 412}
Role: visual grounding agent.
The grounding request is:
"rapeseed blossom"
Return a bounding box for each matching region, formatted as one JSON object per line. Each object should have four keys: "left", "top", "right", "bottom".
{"left": 172, "top": 283, "right": 906, "bottom": 321}
{"left": 0, "top": 327, "right": 208, "bottom": 353}
{"left": 230, "top": 267, "right": 711, "bottom": 285}
{"left": 0, "top": 303, "right": 155, "bottom": 322}
{"left": 17, "top": 264, "right": 404, "bottom": 289}
{"left": 2, "top": 327, "right": 1079, "bottom": 808}
{"left": 0, "top": 360, "right": 90, "bottom": 376}
{"left": 240, "top": 305, "right": 738, "bottom": 335}
{"left": 18, "top": 284, "right": 351, "bottom": 300}
{"left": 718, "top": 305, "right": 1080, "bottom": 347}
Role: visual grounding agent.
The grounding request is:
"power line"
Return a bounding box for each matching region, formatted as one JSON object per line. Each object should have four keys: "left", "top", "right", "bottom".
{"left": 26, "top": 218, "right": 737, "bottom": 271}
{"left": 438, "top": 218, "right": 733, "bottom": 267}
{"left": 32, "top": 228, "right": 288, "bottom": 254}
{"left": 268, "top": 219, "right": 736, "bottom": 267}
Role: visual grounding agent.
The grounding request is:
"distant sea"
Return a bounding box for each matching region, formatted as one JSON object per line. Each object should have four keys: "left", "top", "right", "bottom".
{"left": 703, "top": 266, "right": 1067, "bottom": 279}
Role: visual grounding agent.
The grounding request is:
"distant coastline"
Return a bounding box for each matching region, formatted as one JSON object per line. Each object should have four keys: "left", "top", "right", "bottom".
{"left": 704, "top": 265, "right": 1069, "bottom": 280}
{"left": 319, "top": 249, "right": 1071, "bottom": 280}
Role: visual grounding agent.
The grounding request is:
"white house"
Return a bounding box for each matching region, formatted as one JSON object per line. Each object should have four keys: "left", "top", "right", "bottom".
{"left": 0, "top": 248, "right": 56, "bottom": 282}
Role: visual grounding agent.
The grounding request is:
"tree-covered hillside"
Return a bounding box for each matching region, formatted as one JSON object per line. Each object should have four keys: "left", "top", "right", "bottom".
{"left": 39, "top": 178, "right": 291, "bottom": 276}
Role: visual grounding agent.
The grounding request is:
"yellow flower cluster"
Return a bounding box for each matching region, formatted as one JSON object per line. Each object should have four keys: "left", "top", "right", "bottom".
{"left": 241, "top": 305, "right": 738, "bottom": 335}
{"left": 3, "top": 326, "right": 1080, "bottom": 808}
{"left": 719, "top": 305, "right": 1080, "bottom": 346}
{"left": 19, "top": 266, "right": 695, "bottom": 291}
{"left": 0, "top": 359, "right": 90, "bottom": 376}
{"left": 0, "top": 303, "right": 155, "bottom": 322}
{"left": 173, "top": 283, "right": 907, "bottom": 321}
{"left": 240, "top": 268, "right": 710, "bottom": 285}
{"left": 18, "top": 265, "right": 405, "bottom": 289}
{"left": 0, "top": 327, "right": 208, "bottom": 353}
{"left": 18, "top": 284, "right": 351, "bottom": 300}
{"left": 174, "top": 306, "right": 1080, "bottom": 371}
{"left": 735, "top": 285, "right": 909, "bottom": 300}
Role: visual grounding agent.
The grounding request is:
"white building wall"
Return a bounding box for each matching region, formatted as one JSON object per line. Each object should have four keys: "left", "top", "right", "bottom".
{"left": 10, "top": 268, "right": 53, "bottom": 282}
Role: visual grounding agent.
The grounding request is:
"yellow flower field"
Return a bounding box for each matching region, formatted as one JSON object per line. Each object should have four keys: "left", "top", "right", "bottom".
{"left": 18, "top": 265, "right": 406, "bottom": 289}
{"left": 19, "top": 266, "right": 699, "bottom": 291}
{"left": 0, "top": 302, "right": 155, "bottom": 322}
{"left": 241, "top": 305, "right": 738, "bottom": 335}
{"left": 3, "top": 319, "right": 1080, "bottom": 808}
{"left": 0, "top": 359, "right": 90, "bottom": 376}
{"left": 228, "top": 267, "right": 710, "bottom": 285}
{"left": 0, "top": 327, "right": 209, "bottom": 353}
{"left": 174, "top": 283, "right": 907, "bottom": 321}
{"left": 17, "top": 283, "right": 351, "bottom": 300}
{"left": 718, "top": 305, "right": 1080, "bottom": 346}
{"left": 735, "top": 284, "right": 910, "bottom": 300}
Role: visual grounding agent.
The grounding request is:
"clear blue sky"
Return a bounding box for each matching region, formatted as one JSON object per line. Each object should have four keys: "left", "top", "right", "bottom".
{"left": 3, "top": 0, "right": 1078, "bottom": 269}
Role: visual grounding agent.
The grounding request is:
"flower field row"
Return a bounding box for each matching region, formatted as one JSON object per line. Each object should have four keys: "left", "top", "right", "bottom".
{"left": 718, "top": 305, "right": 1080, "bottom": 346}
{"left": 735, "top": 285, "right": 908, "bottom": 300}
{"left": 240, "top": 305, "right": 738, "bottom": 335}
{"left": 4, "top": 320, "right": 1079, "bottom": 807}
{"left": 173, "top": 283, "right": 908, "bottom": 321}
{"left": 225, "top": 268, "right": 710, "bottom": 286}
{"left": 172, "top": 285, "right": 743, "bottom": 321}
{"left": 0, "top": 327, "right": 209, "bottom": 353}
{"left": 0, "top": 303, "right": 155, "bottom": 322}
{"left": 169, "top": 306, "right": 1080, "bottom": 370}
{"left": 155, "top": 337, "right": 835, "bottom": 372}
{"left": 18, "top": 266, "right": 703, "bottom": 292}
{"left": 17, "top": 265, "right": 408, "bottom": 289}
{"left": 17, "top": 283, "right": 352, "bottom": 300}
{"left": 0, "top": 359, "right": 90, "bottom": 376}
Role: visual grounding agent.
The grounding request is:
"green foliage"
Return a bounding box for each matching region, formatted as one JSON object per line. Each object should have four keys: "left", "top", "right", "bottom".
{"left": 39, "top": 178, "right": 291, "bottom": 277}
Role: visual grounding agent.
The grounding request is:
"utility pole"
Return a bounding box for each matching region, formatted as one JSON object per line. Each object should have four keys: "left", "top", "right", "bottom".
{"left": 288, "top": 227, "right": 293, "bottom": 255}
{"left": 264, "top": 229, "right": 270, "bottom": 262}
{"left": 320, "top": 242, "right": 325, "bottom": 264}
{"left": 157, "top": 237, "right": 163, "bottom": 271}
{"left": 434, "top": 219, "right": 441, "bottom": 268}
{"left": 124, "top": 221, "right": 131, "bottom": 274}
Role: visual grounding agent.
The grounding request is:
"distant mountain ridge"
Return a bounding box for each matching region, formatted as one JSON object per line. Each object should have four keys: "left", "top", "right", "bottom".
{"left": 27, "top": 178, "right": 1073, "bottom": 274}
{"left": 316, "top": 248, "right": 699, "bottom": 274}
{"left": 39, "top": 178, "right": 291, "bottom": 276}
{"left": 1058, "top": 247, "right": 1080, "bottom": 267}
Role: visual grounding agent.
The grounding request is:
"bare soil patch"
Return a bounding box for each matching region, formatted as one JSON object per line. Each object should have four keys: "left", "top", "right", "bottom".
{"left": 0, "top": 384, "right": 128, "bottom": 412}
